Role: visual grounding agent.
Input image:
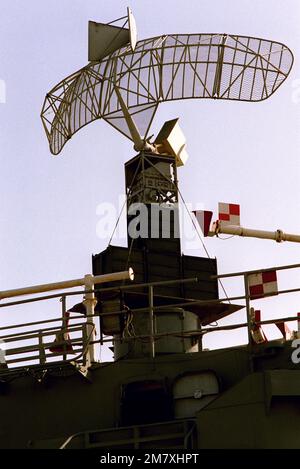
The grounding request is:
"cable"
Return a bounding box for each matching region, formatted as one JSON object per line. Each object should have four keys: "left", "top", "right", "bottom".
{"left": 217, "top": 235, "right": 235, "bottom": 240}
{"left": 107, "top": 154, "right": 231, "bottom": 304}
{"left": 108, "top": 196, "right": 127, "bottom": 246}
{"left": 108, "top": 156, "right": 142, "bottom": 247}
{"left": 176, "top": 185, "right": 231, "bottom": 303}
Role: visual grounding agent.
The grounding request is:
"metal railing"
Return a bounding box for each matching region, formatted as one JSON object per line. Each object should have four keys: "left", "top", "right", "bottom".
{"left": 1, "top": 320, "right": 94, "bottom": 367}
{"left": 92, "top": 262, "right": 300, "bottom": 358}
{"left": 0, "top": 269, "right": 133, "bottom": 371}
{"left": 0, "top": 262, "right": 299, "bottom": 371}
{"left": 59, "top": 419, "right": 196, "bottom": 449}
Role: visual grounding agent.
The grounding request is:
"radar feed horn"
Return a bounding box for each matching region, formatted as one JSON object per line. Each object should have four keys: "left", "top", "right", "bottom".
{"left": 88, "top": 7, "right": 137, "bottom": 61}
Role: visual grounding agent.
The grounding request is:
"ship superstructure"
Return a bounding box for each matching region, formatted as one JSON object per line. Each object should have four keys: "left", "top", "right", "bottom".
{"left": 0, "top": 9, "right": 299, "bottom": 450}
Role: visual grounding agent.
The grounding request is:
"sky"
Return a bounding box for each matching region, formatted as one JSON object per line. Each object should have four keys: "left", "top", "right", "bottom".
{"left": 0, "top": 0, "right": 299, "bottom": 360}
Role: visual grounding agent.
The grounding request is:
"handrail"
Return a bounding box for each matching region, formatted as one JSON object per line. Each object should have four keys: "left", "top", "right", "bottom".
{"left": 0, "top": 321, "right": 95, "bottom": 369}
{"left": 0, "top": 270, "right": 134, "bottom": 300}
{"left": 211, "top": 261, "right": 300, "bottom": 279}
{"left": 0, "top": 267, "right": 299, "bottom": 371}
{"left": 60, "top": 432, "right": 82, "bottom": 450}
{"left": 84, "top": 313, "right": 300, "bottom": 345}
{"left": 0, "top": 277, "right": 198, "bottom": 369}
{"left": 0, "top": 268, "right": 134, "bottom": 367}
{"left": 1, "top": 322, "right": 84, "bottom": 342}
{"left": 59, "top": 418, "right": 196, "bottom": 449}
{"left": 0, "top": 277, "right": 197, "bottom": 309}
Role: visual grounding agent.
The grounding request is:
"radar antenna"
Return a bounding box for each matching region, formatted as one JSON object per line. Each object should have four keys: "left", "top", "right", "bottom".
{"left": 41, "top": 9, "right": 293, "bottom": 157}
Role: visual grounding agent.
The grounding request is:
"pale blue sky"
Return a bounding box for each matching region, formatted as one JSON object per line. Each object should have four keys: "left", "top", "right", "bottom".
{"left": 0, "top": 0, "right": 299, "bottom": 357}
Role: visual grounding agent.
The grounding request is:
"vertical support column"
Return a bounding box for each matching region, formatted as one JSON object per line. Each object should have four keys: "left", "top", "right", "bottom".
{"left": 83, "top": 274, "right": 97, "bottom": 364}
{"left": 61, "top": 295, "right": 67, "bottom": 317}
{"left": 244, "top": 273, "right": 253, "bottom": 371}
{"left": 148, "top": 285, "right": 155, "bottom": 359}
{"left": 61, "top": 295, "right": 67, "bottom": 361}
{"left": 38, "top": 330, "right": 46, "bottom": 365}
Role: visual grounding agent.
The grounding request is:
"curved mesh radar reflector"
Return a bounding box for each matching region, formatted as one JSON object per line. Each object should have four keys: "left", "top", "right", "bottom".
{"left": 41, "top": 33, "right": 293, "bottom": 155}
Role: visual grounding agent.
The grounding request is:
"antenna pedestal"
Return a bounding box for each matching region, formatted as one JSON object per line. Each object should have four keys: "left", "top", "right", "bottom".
{"left": 92, "top": 150, "right": 219, "bottom": 361}
{"left": 125, "top": 150, "right": 180, "bottom": 252}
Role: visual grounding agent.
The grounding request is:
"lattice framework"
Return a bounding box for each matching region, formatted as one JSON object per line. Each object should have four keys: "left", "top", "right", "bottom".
{"left": 41, "top": 33, "right": 293, "bottom": 155}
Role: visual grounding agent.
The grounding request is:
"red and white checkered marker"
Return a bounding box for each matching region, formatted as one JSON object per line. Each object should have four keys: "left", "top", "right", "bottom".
{"left": 251, "top": 309, "right": 268, "bottom": 344}
{"left": 193, "top": 210, "right": 213, "bottom": 237}
{"left": 248, "top": 270, "right": 278, "bottom": 300}
{"left": 218, "top": 202, "right": 240, "bottom": 226}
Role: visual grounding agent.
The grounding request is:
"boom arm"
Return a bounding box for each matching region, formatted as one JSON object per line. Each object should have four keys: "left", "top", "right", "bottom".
{"left": 209, "top": 222, "right": 300, "bottom": 244}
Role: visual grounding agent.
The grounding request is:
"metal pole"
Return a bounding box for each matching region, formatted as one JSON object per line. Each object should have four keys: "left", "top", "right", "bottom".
{"left": 0, "top": 269, "right": 134, "bottom": 300}
{"left": 61, "top": 295, "right": 67, "bottom": 317}
{"left": 243, "top": 274, "right": 252, "bottom": 345}
{"left": 244, "top": 273, "right": 254, "bottom": 372}
{"left": 38, "top": 330, "right": 46, "bottom": 365}
{"left": 114, "top": 86, "right": 154, "bottom": 152}
{"left": 211, "top": 262, "right": 300, "bottom": 279}
{"left": 83, "top": 274, "right": 97, "bottom": 364}
{"left": 148, "top": 285, "right": 155, "bottom": 359}
{"left": 61, "top": 295, "right": 67, "bottom": 361}
{"left": 210, "top": 224, "right": 300, "bottom": 244}
{"left": 0, "top": 276, "right": 196, "bottom": 307}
